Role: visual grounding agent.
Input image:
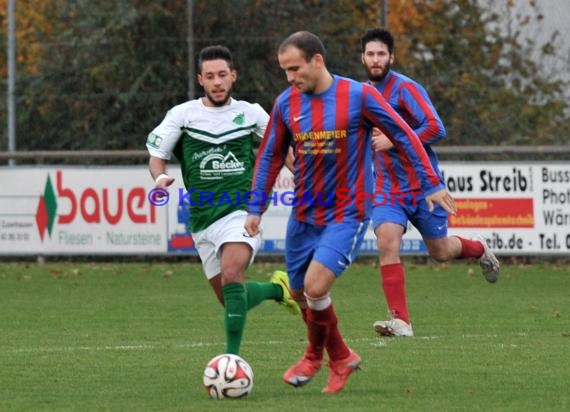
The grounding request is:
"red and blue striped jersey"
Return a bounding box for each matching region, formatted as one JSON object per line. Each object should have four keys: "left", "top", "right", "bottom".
{"left": 372, "top": 70, "right": 446, "bottom": 194}
{"left": 249, "top": 75, "right": 444, "bottom": 225}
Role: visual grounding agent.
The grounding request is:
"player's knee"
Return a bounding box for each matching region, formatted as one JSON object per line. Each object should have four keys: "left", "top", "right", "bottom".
{"left": 378, "top": 237, "right": 400, "bottom": 255}
{"left": 221, "top": 267, "right": 245, "bottom": 284}
{"left": 303, "top": 284, "right": 328, "bottom": 301}
{"left": 378, "top": 243, "right": 400, "bottom": 262}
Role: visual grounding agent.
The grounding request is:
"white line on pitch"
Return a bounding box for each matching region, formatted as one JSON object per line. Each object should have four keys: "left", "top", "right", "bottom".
{"left": 0, "top": 333, "right": 529, "bottom": 355}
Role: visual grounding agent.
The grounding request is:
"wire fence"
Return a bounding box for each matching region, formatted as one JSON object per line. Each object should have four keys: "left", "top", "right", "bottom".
{"left": 1, "top": 0, "right": 569, "bottom": 157}
{"left": 1, "top": 144, "right": 569, "bottom": 167}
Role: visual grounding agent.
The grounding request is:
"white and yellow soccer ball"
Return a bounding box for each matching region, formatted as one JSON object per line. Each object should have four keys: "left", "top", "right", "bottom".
{"left": 203, "top": 353, "right": 254, "bottom": 399}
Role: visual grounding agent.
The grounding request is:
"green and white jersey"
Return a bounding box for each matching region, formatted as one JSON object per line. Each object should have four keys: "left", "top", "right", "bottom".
{"left": 147, "top": 97, "right": 269, "bottom": 232}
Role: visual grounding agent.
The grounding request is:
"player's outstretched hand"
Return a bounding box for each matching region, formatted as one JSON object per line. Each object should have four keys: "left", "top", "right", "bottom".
{"left": 244, "top": 214, "right": 261, "bottom": 237}
{"left": 152, "top": 176, "right": 175, "bottom": 200}
{"left": 426, "top": 189, "right": 456, "bottom": 215}
{"left": 155, "top": 175, "right": 175, "bottom": 189}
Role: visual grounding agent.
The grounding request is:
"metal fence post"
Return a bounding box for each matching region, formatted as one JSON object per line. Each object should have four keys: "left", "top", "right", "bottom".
{"left": 7, "top": 0, "right": 17, "bottom": 166}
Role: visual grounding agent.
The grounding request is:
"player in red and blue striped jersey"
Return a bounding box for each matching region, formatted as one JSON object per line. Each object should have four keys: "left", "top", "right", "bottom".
{"left": 361, "top": 28, "right": 500, "bottom": 338}
{"left": 245, "top": 31, "right": 456, "bottom": 394}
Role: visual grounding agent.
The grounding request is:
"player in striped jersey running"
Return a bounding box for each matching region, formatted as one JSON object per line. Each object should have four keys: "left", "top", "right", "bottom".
{"left": 361, "top": 28, "right": 500, "bottom": 338}
{"left": 245, "top": 31, "right": 456, "bottom": 393}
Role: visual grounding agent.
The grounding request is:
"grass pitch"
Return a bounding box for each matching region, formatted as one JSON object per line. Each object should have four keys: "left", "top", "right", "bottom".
{"left": 0, "top": 259, "right": 569, "bottom": 411}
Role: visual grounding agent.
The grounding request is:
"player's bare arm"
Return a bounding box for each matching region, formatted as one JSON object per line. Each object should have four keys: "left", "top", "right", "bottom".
{"left": 148, "top": 156, "right": 175, "bottom": 188}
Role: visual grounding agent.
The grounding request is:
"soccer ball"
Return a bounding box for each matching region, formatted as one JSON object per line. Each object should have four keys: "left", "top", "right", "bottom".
{"left": 203, "top": 353, "right": 254, "bottom": 399}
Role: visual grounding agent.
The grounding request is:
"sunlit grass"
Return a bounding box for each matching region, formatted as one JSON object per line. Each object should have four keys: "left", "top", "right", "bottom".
{"left": 0, "top": 260, "right": 568, "bottom": 411}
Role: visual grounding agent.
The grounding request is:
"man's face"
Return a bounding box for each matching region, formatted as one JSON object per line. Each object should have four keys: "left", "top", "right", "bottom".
{"left": 362, "top": 40, "right": 394, "bottom": 84}
{"left": 278, "top": 46, "right": 321, "bottom": 94}
{"left": 198, "top": 59, "right": 236, "bottom": 107}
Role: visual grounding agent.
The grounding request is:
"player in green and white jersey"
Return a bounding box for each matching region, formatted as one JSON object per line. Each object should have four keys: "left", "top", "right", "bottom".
{"left": 146, "top": 45, "right": 299, "bottom": 355}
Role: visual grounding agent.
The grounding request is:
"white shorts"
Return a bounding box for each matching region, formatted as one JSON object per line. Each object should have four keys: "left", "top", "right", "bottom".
{"left": 191, "top": 210, "right": 262, "bottom": 280}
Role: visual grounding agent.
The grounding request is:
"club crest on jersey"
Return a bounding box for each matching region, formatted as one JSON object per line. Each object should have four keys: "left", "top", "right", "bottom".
{"left": 147, "top": 133, "right": 163, "bottom": 148}
{"left": 199, "top": 151, "right": 245, "bottom": 180}
{"left": 232, "top": 112, "right": 245, "bottom": 125}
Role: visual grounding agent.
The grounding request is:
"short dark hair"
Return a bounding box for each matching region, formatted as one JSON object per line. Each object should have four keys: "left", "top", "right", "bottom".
{"left": 198, "top": 45, "right": 234, "bottom": 72}
{"left": 360, "top": 28, "right": 394, "bottom": 54}
{"left": 278, "top": 31, "right": 326, "bottom": 62}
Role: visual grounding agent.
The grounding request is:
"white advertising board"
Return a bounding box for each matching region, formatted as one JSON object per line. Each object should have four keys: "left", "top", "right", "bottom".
{"left": 1, "top": 162, "right": 569, "bottom": 256}
{"left": 0, "top": 167, "right": 166, "bottom": 255}
{"left": 437, "top": 162, "right": 570, "bottom": 255}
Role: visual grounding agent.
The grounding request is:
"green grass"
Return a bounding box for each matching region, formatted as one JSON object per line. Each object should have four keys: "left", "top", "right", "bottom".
{"left": 1, "top": 260, "right": 569, "bottom": 411}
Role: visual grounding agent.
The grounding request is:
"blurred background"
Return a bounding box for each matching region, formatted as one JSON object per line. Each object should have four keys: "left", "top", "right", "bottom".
{"left": 1, "top": 0, "right": 569, "bottom": 159}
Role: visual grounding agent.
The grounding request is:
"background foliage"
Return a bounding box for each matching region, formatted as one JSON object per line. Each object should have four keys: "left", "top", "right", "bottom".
{"left": 0, "top": 0, "right": 569, "bottom": 154}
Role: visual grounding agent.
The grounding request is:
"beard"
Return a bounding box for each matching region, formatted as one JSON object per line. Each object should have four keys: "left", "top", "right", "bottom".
{"left": 365, "top": 65, "right": 390, "bottom": 84}
{"left": 205, "top": 87, "right": 232, "bottom": 107}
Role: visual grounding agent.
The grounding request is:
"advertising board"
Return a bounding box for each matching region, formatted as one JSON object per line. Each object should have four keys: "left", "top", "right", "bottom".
{"left": 1, "top": 162, "right": 568, "bottom": 256}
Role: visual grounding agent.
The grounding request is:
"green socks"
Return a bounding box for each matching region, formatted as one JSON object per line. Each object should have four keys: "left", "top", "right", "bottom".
{"left": 245, "top": 281, "right": 283, "bottom": 310}
{"left": 223, "top": 281, "right": 283, "bottom": 354}
{"left": 223, "top": 283, "right": 248, "bottom": 354}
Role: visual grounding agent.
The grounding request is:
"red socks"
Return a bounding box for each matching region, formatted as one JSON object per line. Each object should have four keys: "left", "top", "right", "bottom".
{"left": 381, "top": 262, "right": 410, "bottom": 324}
{"left": 301, "top": 308, "right": 323, "bottom": 361}
{"left": 304, "top": 305, "right": 350, "bottom": 361}
{"left": 457, "top": 236, "right": 485, "bottom": 259}
{"left": 378, "top": 238, "right": 485, "bottom": 326}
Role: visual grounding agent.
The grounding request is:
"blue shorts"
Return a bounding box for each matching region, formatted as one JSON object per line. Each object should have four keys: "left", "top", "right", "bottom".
{"left": 285, "top": 216, "right": 369, "bottom": 290}
{"left": 371, "top": 191, "right": 448, "bottom": 240}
